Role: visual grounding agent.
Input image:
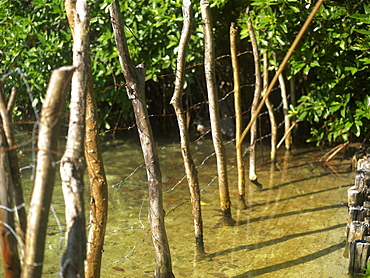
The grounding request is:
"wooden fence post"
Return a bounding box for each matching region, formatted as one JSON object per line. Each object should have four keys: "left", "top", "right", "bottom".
{"left": 109, "top": 1, "right": 174, "bottom": 276}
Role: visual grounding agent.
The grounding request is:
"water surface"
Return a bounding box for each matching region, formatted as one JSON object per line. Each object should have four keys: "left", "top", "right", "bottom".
{"left": 1, "top": 138, "right": 351, "bottom": 277}
{"left": 97, "top": 139, "right": 351, "bottom": 277}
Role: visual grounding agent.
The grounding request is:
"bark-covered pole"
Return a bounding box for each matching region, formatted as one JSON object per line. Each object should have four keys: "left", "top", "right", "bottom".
{"left": 59, "top": 1, "right": 89, "bottom": 277}
{"left": 247, "top": 12, "right": 262, "bottom": 184}
{"left": 65, "top": 1, "right": 109, "bottom": 277}
{"left": 262, "top": 51, "right": 277, "bottom": 163}
{"left": 273, "top": 52, "right": 291, "bottom": 150}
{"left": 0, "top": 111, "right": 21, "bottom": 278}
{"left": 0, "top": 85, "right": 27, "bottom": 243}
{"left": 109, "top": 1, "right": 174, "bottom": 277}
{"left": 170, "top": 0, "right": 205, "bottom": 255}
{"left": 279, "top": 74, "right": 290, "bottom": 149}
{"left": 200, "top": 0, "right": 233, "bottom": 224}
{"left": 230, "top": 22, "right": 247, "bottom": 210}
{"left": 83, "top": 59, "right": 109, "bottom": 278}
{"left": 21, "top": 66, "right": 75, "bottom": 278}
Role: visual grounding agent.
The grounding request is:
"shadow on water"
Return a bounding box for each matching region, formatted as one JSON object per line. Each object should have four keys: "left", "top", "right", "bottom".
{"left": 254, "top": 184, "right": 351, "bottom": 208}
{"left": 262, "top": 172, "right": 332, "bottom": 191}
{"left": 233, "top": 241, "right": 346, "bottom": 278}
{"left": 208, "top": 223, "right": 346, "bottom": 259}
{"left": 235, "top": 204, "right": 345, "bottom": 226}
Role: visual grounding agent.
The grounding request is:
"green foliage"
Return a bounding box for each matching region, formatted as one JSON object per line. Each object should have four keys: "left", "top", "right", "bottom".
{"left": 239, "top": 0, "right": 370, "bottom": 145}
{"left": 361, "top": 261, "right": 370, "bottom": 277}
{"left": 1, "top": 0, "right": 368, "bottom": 142}
{"left": 293, "top": 2, "right": 370, "bottom": 145}
{"left": 0, "top": 0, "right": 71, "bottom": 121}
{"left": 0, "top": 0, "right": 206, "bottom": 129}
{"left": 97, "top": 0, "right": 191, "bottom": 82}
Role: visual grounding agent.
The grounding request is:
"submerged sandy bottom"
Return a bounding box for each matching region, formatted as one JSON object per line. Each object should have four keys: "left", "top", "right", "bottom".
{"left": 1, "top": 140, "right": 352, "bottom": 277}
{"left": 98, "top": 142, "right": 351, "bottom": 278}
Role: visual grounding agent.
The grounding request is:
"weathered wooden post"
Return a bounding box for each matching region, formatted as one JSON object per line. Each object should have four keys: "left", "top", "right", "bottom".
{"left": 246, "top": 8, "right": 262, "bottom": 184}
{"left": 59, "top": 1, "right": 90, "bottom": 276}
{"left": 230, "top": 22, "right": 247, "bottom": 210}
{"left": 346, "top": 165, "right": 370, "bottom": 276}
{"left": 349, "top": 240, "right": 370, "bottom": 278}
{"left": 0, "top": 85, "right": 27, "bottom": 243}
{"left": 65, "top": 1, "right": 109, "bottom": 276}
{"left": 109, "top": 1, "right": 174, "bottom": 276}
{"left": 200, "top": 0, "right": 234, "bottom": 225}
{"left": 170, "top": 0, "right": 205, "bottom": 257}
{"left": 0, "top": 105, "right": 21, "bottom": 278}
{"left": 21, "top": 66, "right": 75, "bottom": 278}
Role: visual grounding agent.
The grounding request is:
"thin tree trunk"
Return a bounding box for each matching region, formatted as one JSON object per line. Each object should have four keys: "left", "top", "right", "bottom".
{"left": 290, "top": 77, "right": 297, "bottom": 109}
{"left": 83, "top": 78, "right": 108, "bottom": 278}
{"left": 230, "top": 22, "right": 247, "bottom": 210}
{"left": 170, "top": 0, "right": 205, "bottom": 256}
{"left": 289, "top": 76, "right": 297, "bottom": 141}
{"left": 200, "top": 0, "right": 233, "bottom": 224}
{"left": 280, "top": 74, "right": 291, "bottom": 150}
{"left": 247, "top": 13, "right": 261, "bottom": 184}
{"left": 273, "top": 52, "right": 291, "bottom": 150}
{"left": 0, "top": 86, "right": 27, "bottom": 244}
{"left": 21, "top": 66, "right": 75, "bottom": 278}
{"left": 0, "top": 103, "right": 21, "bottom": 278}
{"left": 109, "top": 1, "right": 174, "bottom": 277}
{"left": 59, "top": 1, "right": 89, "bottom": 277}
{"left": 262, "top": 51, "right": 277, "bottom": 163}
{"left": 65, "top": 1, "right": 109, "bottom": 277}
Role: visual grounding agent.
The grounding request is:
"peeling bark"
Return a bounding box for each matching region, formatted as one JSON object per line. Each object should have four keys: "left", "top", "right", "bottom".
{"left": 65, "top": 0, "right": 109, "bottom": 276}
{"left": 59, "top": 1, "right": 89, "bottom": 277}
{"left": 110, "top": 1, "right": 174, "bottom": 276}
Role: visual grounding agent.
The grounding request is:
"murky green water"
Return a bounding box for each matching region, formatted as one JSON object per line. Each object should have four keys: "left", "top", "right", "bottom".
{"left": 2, "top": 138, "right": 352, "bottom": 277}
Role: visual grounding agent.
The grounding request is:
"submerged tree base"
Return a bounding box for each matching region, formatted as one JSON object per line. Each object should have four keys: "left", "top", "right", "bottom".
{"left": 251, "top": 179, "right": 263, "bottom": 191}
{"left": 238, "top": 196, "right": 248, "bottom": 210}
{"left": 221, "top": 208, "right": 236, "bottom": 226}
{"left": 194, "top": 246, "right": 206, "bottom": 261}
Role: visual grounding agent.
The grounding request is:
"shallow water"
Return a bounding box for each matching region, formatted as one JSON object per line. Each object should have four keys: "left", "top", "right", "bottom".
{"left": 1, "top": 138, "right": 352, "bottom": 277}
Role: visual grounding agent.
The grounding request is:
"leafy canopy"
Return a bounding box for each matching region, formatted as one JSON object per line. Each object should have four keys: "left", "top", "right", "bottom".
{"left": 239, "top": 0, "right": 370, "bottom": 145}
{"left": 1, "top": 0, "right": 369, "bottom": 144}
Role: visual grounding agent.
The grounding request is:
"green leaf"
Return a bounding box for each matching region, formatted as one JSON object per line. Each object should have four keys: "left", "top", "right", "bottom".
{"left": 310, "top": 61, "right": 320, "bottom": 67}
{"left": 345, "top": 66, "right": 358, "bottom": 75}
{"left": 289, "top": 6, "right": 300, "bottom": 13}
{"left": 364, "top": 3, "right": 370, "bottom": 14}
{"left": 329, "top": 105, "right": 341, "bottom": 113}
{"left": 354, "top": 29, "right": 370, "bottom": 35}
